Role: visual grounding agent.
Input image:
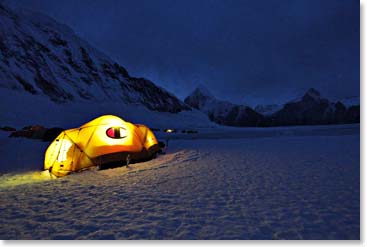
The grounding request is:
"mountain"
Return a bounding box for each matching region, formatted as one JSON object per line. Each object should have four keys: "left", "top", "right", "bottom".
{"left": 185, "top": 87, "right": 359, "bottom": 127}
{"left": 339, "top": 96, "right": 360, "bottom": 107}
{"left": 184, "top": 86, "right": 264, "bottom": 127}
{"left": 0, "top": 3, "right": 189, "bottom": 113}
{"left": 254, "top": 104, "right": 281, "bottom": 116}
{"left": 267, "top": 88, "right": 359, "bottom": 126}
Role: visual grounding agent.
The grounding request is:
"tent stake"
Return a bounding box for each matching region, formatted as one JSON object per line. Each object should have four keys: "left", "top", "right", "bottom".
{"left": 126, "top": 154, "right": 131, "bottom": 168}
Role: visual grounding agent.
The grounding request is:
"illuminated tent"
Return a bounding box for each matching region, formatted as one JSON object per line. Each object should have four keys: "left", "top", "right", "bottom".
{"left": 44, "top": 115, "right": 160, "bottom": 177}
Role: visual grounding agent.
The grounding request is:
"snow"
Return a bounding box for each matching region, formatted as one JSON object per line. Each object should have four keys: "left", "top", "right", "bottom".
{"left": 185, "top": 85, "right": 256, "bottom": 123}
{"left": 0, "top": 88, "right": 214, "bottom": 130}
{"left": 1, "top": 2, "right": 190, "bottom": 113}
{"left": 194, "top": 84, "right": 215, "bottom": 99}
{"left": 254, "top": 104, "right": 282, "bottom": 116}
{"left": 339, "top": 96, "right": 360, "bottom": 107}
{"left": 0, "top": 132, "right": 48, "bottom": 174}
{"left": 0, "top": 124, "right": 359, "bottom": 239}
{"left": 305, "top": 88, "right": 321, "bottom": 100}
{"left": 287, "top": 88, "right": 322, "bottom": 104}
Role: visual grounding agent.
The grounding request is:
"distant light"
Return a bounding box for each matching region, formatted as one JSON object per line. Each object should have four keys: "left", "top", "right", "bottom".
{"left": 165, "top": 129, "right": 174, "bottom": 133}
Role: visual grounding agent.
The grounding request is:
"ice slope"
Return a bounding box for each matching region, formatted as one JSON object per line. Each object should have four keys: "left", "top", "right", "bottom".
{"left": 0, "top": 124, "right": 360, "bottom": 239}
{"left": 0, "top": 1, "right": 214, "bottom": 131}
{"left": 0, "top": 88, "right": 214, "bottom": 129}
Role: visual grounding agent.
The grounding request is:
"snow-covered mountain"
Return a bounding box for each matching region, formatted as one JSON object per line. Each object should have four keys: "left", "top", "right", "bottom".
{"left": 339, "top": 96, "right": 360, "bottom": 107}
{"left": 0, "top": 2, "right": 189, "bottom": 113}
{"left": 268, "top": 88, "right": 359, "bottom": 126}
{"left": 254, "top": 104, "right": 281, "bottom": 116}
{"left": 185, "top": 87, "right": 359, "bottom": 127}
{"left": 184, "top": 86, "right": 264, "bottom": 126}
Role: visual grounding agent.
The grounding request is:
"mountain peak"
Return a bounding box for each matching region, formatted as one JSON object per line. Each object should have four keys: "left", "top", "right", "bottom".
{"left": 192, "top": 84, "right": 214, "bottom": 98}
{"left": 304, "top": 88, "right": 321, "bottom": 99}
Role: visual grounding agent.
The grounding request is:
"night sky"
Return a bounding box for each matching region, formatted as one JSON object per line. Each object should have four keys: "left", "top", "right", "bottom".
{"left": 7, "top": 0, "right": 359, "bottom": 106}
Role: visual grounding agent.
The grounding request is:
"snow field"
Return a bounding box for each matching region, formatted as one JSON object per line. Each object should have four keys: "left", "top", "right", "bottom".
{"left": 0, "top": 127, "right": 360, "bottom": 239}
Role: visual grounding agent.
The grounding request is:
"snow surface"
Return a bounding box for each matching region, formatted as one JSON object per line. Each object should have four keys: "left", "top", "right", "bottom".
{"left": 339, "top": 96, "right": 360, "bottom": 107}
{"left": 0, "top": 88, "right": 214, "bottom": 130}
{"left": 0, "top": 124, "right": 359, "bottom": 239}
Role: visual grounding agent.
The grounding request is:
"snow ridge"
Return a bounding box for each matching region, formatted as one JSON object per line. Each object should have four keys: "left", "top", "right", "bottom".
{"left": 184, "top": 86, "right": 264, "bottom": 126}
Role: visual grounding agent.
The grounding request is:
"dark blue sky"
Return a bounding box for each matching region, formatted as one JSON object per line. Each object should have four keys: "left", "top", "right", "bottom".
{"left": 8, "top": 0, "right": 359, "bottom": 106}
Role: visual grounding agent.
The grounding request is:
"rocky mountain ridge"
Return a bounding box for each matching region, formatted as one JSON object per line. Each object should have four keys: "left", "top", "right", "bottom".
{"left": 185, "top": 87, "right": 360, "bottom": 127}
{"left": 0, "top": 3, "right": 190, "bottom": 113}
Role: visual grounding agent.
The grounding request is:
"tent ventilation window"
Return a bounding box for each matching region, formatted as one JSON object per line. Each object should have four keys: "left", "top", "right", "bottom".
{"left": 106, "top": 127, "right": 126, "bottom": 139}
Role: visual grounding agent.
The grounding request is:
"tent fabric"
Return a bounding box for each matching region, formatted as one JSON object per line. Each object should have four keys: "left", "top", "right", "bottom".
{"left": 44, "top": 115, "right": 160, "bottom": 177}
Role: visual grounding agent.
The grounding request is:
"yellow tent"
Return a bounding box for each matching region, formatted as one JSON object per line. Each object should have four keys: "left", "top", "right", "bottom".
{"left": 44, "top": 115, "right": 160, "bottom": 177}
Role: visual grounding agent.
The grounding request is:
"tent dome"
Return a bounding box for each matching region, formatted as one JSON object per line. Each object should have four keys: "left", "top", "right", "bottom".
{"left": 44, "top": 115, "right": 160, "bottom": 177}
